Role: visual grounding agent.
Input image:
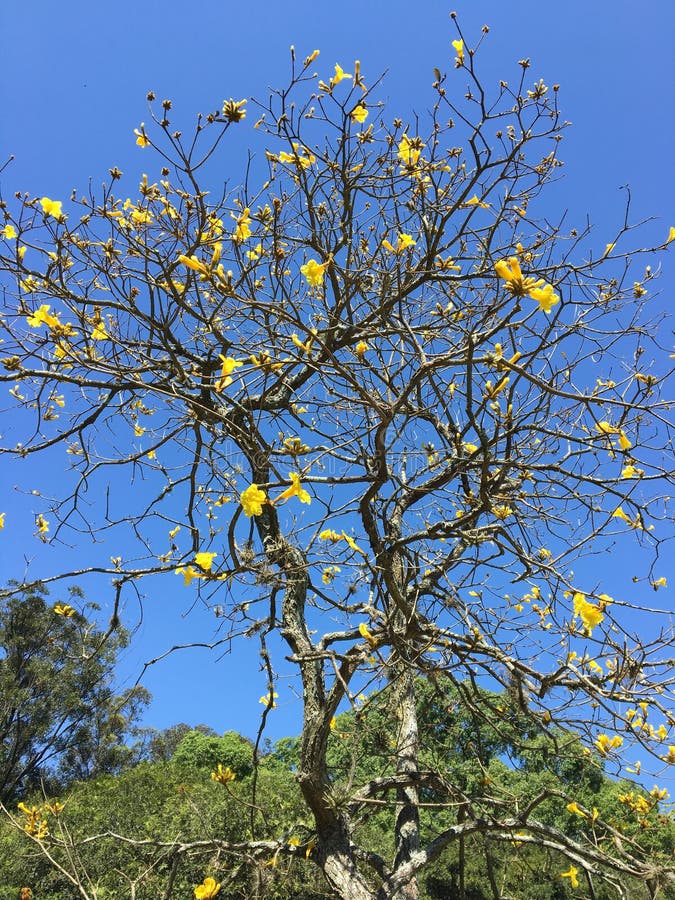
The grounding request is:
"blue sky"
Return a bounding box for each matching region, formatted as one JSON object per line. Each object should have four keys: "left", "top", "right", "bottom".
{"left": 1, "top": 0, "right": 673, "bottom": 746}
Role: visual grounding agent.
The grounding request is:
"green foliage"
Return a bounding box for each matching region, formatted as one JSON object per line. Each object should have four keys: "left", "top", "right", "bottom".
{"left": 2, "top": 682, "right": 674, "bottom": 897}
{"left": 172, "top": 729, "right": 255, "bottom": 777}
{"left": 0, "top": 582, "right": 149, "bottom": 804}
{"left": 0, "top": 748, "right": 323, "bottom": 899}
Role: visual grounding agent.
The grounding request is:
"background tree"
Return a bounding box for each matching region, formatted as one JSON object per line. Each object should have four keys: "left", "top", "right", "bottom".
{"left": 0, "top": 18, "right": 673, "bottom": 899}
{"left": 0, "top": 583, "right": 149, "bottom": 804}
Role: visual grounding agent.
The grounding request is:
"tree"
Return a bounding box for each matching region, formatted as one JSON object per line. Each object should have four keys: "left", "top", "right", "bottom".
{"left": 0, "top": 17, "right": 673, "bottom": 899}
{"left": 0, "top": 583, "right": 149, "bottom": 804}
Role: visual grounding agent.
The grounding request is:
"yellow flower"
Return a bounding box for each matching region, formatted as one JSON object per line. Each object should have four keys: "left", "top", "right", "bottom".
{"left": 178, "top": 254, "right": 209, "bottom": 274}
{"left": 214, "top": 355, "right": 243, "bottom": 392}
{"left": 133, "top": 424, "right": 145, "bottom": 437}
{"left": 617, "top": 430, "right": 632, "bottom": 450}
{"left": 397, "top": 134, "right": 424, "bottom": 168}
{"left": 175, "top": 565, "right": 203, "bottom": 586}
{"left": 1, "top": 224, "right": 17, "bottom": 239}
{"left": 611, "top": 506, "right": 648, "bottom": 530}
{"left": 451, "top": 39, "right": 465, "bottom": 65}
{"left": 275, "top": 472, "right": 311, "bottom": 505}
{"left": 195, "top": 551, "right": 217, "bottom": 572}
{"left": 333, "top": 63, "right": 352, "bottom": 84}
{"left": 651, "top": 577, "right": 667, "bottom": 590}
{"left": 222, "top": 98, "right": 247, "bottom": 122}
{"left": 566, "top": 801, "right": 586, "bottom": 818}
{"left": 594, "top": 733, "right": 623, "bottom": 756}
{"left": 354, "top": 340, "right": 368, "bottom": 359}
{"left": 35, "top": 514, "right": 49, "bottom": 537}
{"left": 663, "top": 746, "right": 675, "bottom": 764}
{"left": 291, "top": 331, "right": 315, "bottom": 355}
{"left": 358, "top": 622, "right": 378, "bottom": 647}
{"left": 0, "top": 512, "right": 4, "bottom": 529}
{"left": 277, "top": 142, "right": 315, "bottom": 168}
{"left": 134, "top": 126, "right": 150, "bottom": 148}
{"left": 382, "top": 232, "right": 416, "bottom": 254}
{"left": 232, "top": 208, "right": 252, "bottom": 243}
{"left": 259, "top": 692, "right": 278, "bottom": 707}
{"left": 350, "top": 105, "right": 368, "bottom": 124}
{"left": 465, "top": 195, "right": 489, "bottom": 209}
{"left": 194, "top": 876, "right": 221, "bottom": 899}
{"left": 300, "top": 258, "right": 328, "bottom": 286}
{"left": 621, "top": 464, "right": 643, "bottom": 478}
{"left": 250, "top": 351, "right": 284, "bottom": 373}
{"left": 322, "top": 565, "right": 341, "bottom": 584}
{"left": 528, "top": 283, "right": 560, "bottom": 314}
{"left": 495, "top": 257, "right": 553, "bottom": 308}
{"left": 91, "top": 321, "right": 109, "bottom": 341}
{"left": 303, "top": 49, "right": 320, "bottom": 66}
{"left": 40, "top": 197, "right": 64, "bottom": 219}
{"left": 26, "top": 304, "right": 60, "bottom": 329}
{"left": 240, "top": 484, "right": 268, "bottom": 517}
{"left": 572, "top": 592, "right": 604, "bottom": 635}
{"left": 665, "top": 226, "right": 675, "bottom": 245}
{"left": 560, "top": 865, "right": 579, "bottom": 889}
{"left": 17, "top": 803, "right": 49, "bottom": 839}
{"left": 493, "top": 505, "right": 513, "bottom": 520}
{"left": 54, "top": 603, "right": 75, "bottom": 617}
{"left": 319, "top": 528, "right": 366, "bottom": 556}
{"left": 211, "top": 763, "right": 236, "bottom": 784}
{"left": 246, "top": 242, "right": 263, "bottom": 260}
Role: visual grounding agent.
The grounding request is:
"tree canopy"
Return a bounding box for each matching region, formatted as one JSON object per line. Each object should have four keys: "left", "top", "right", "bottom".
{"left": 0, "top": 583, "right": 148, "bottom": 805}
{"left": 0, "top": 17, "right": 673, "bottom": 900}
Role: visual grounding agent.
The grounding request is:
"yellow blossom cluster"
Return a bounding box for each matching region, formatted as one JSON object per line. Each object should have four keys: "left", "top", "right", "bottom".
{"left": 594, "top": 733, "right": 623, "bottom": 756}
{"left": 397, "top": 133, "right": 426, "bottom": 176}
{"left": 495, "top": 257, "right": 559, "bottom": 313}
{"left": 17, "top": 802, "right": 51, "bottom": 839}
{"left": 54, "top": 603, "right": 76, "bottom": 617}
{"left": 572, "top": 592, "right": 604, "bottom": 636}
{"left": 560, "top": 866, "right": 579, "bottom": 889}
{"left": 222, "top": 98, "right": 247, "bottom": 122}
{"left": 300, "top": 258, "right": 329, "bottom": 286}
{"left": 231, "top": 208, "right": 252, "bottom": 243}
{"left": 595, "top": 420, "right": 632, "bottom": 451}
{"left": 211, "top": 763, "right": 236, "bottom": 784}
{"left": 612, "top": 506, "right": 651, "bottom": 531}
{"left": 272, "top": 142, "right": 315, "bottom": 169}
{"left": 194, "top": 876, "right": 221, "bottom": 899}
{"left": 382, "top": 232, "right": 416, "bottom": 254}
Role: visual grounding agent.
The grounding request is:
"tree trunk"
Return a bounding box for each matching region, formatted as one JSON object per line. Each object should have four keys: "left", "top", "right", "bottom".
{"left": 392, "top": 661, "right": 421, "bottom": 900}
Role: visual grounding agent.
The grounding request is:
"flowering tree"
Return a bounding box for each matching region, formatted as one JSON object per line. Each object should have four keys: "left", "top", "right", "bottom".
{"left": 1, "top": 20, "right": 673, "bottom": 899}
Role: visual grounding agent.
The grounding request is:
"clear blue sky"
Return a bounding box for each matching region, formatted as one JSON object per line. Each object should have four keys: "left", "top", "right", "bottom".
{"left": 1, "top": 0, "right": 673, "bottom": 745}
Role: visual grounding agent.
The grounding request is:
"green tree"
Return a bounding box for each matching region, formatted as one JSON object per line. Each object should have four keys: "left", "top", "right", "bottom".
{"left": 0, "top": 582, "right": 149, "bottom": 804}
{"left": 0, "top": 16, "right": 673, "bottom": 899}
{"left": 172, "top": 729, "right": 255, "bottom": 777}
